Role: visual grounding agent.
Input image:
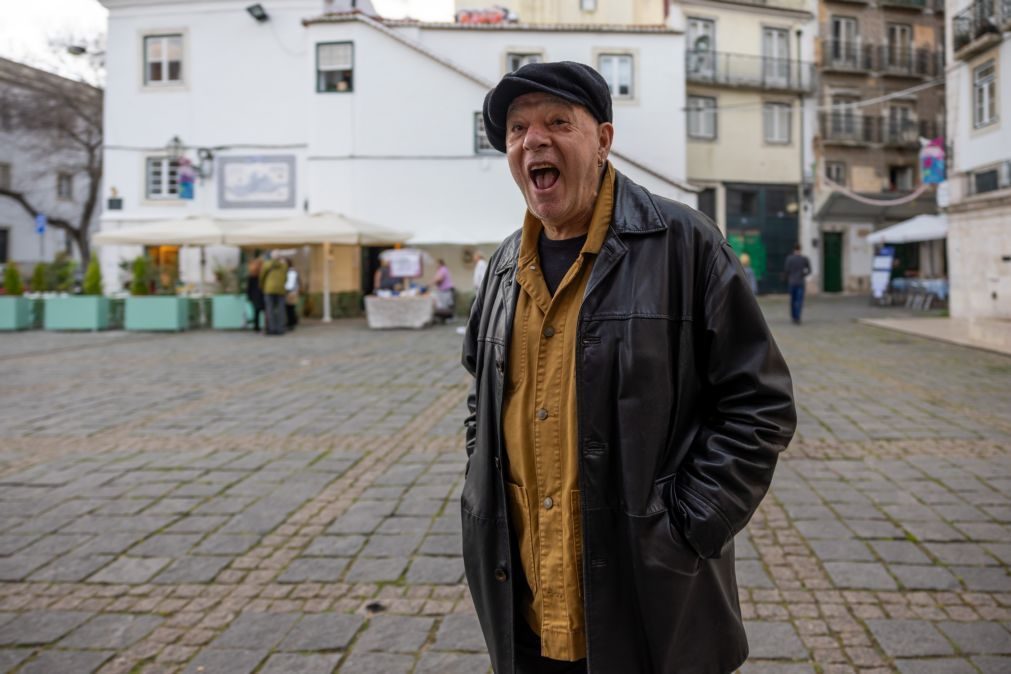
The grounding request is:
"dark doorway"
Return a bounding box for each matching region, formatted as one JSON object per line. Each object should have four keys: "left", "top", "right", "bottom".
{"left": 823, "top": 232, "right": 843, "bottom": 292}
{"left": 697, "top": 187, "right": 716, "bottom": 224}
{"left": 724, "top": 184, "right": 798, "bottom": 293}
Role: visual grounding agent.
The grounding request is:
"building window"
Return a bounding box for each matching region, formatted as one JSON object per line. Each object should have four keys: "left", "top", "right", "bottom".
{"left": 886, "top": 24, "right": 912, "bottom": 71}
{"left": 825, "top": 161, "right": 847, "bottom": 185}
{"left": 580, "top": 0, "right": 597, "bottom": 11}
{"left": 597, "top": 54, "right": 633, "bottom": 99}
{"left": 506, "top": 52, "right": 542, "bottom": 73}
{"left": 971, "top": 162, "right": 1011, "bottom": 194}
{"left": 762, "top": 28, "right": 790, "bottom": 86}
{"left": 474, "top": 112, "right": 496, "bottom": 154}
{"left": 763, "top": 102, "right": 791, "bottom": 144}
{"left": 317, "top": 42, "right": 354, "bottom": 93}
{"left": 0, "top": 228, "right": 8, "bottom": 264}
{"left": 687, "top": 18, "right": 716, "bottom": 80}
{"left": 889, "top": 165, "right": 914, "bottom": 191}
{"left": 829, "top": 17, "right": 859, "bottom": 68}
{"left": 974, "top": 60, "right": 997, "bottom": 128}
{"left": 687, "top": 96, "right": 717, "bottom": 139}
{"left": 0, "top": 162, "right": 10, "bottom": 190}
{"left": 57, "top": 173, "right": 73, "bottom": 201}
{"left": 144, "top": 34, "right": 183, "bottom": 85}
{"left": 146, "top": 157, "right": 180, "bottom": 200}
{"left": 830, "top": 95, "right": 859, "bottom": 137}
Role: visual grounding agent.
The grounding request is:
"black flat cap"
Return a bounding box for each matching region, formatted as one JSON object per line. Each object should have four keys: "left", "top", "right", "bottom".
{"left": 482, "top": 61, "right": 612, "bottom": 153}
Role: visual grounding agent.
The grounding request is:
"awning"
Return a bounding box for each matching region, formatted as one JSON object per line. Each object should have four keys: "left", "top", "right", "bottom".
{"left": 223, "top": 212, "right": 409, "bottom": 246}
{"left": 866, "top": 214, "right": 948, "bottom": 245}
{"left": 91, "top": 216, "right": 226, "bottom": 246}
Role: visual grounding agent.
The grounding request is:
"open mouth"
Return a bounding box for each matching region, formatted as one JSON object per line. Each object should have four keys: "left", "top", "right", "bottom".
{"left": 529, "top": 164, "right": 560, "bottom": 191}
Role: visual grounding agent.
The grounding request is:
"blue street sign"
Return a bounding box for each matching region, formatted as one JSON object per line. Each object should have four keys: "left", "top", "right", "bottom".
{"left": 35, "top": 213, "right": 47, "bottom": 234}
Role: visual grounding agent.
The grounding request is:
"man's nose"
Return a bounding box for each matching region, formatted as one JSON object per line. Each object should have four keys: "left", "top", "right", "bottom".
{"left": 522, "top": 122, "right": 551, "bottom": 151}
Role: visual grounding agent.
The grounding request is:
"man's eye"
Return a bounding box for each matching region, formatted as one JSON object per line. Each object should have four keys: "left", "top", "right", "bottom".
{"left": 552, "top": 119, "right": 568, "bottom": 126}
{"left": 510, "top": 124, "right": 525, "bottom": 133}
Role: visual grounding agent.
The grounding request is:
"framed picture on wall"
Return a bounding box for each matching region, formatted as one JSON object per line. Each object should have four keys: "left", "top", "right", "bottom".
{"left": 218, "top": 155, "right": 296, "bottom": 209}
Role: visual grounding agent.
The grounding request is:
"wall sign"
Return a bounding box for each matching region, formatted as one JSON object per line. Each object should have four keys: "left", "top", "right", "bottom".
{"left": 218, "top": 155, "right": 296, "bottom": 209}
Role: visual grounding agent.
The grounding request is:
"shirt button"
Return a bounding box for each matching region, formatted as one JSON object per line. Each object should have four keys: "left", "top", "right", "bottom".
{"left": 543, "top": 497, "right": 554, "bottom": 510}
{"left": 536, "top": 408, "right": 549, "bottom": 421}
{"left": 543, "top": 326, "right": 555, "bottom": 338}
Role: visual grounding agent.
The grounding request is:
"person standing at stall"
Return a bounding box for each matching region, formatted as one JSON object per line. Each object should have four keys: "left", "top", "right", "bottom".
{"left": 284, "top": 258, "right": 300, "bottom": 330}
{"left": 246, "top": 256, "right": 265, "bottom": 332}
{"left": 259, "top": 252, "right": 288, "bottom": 336}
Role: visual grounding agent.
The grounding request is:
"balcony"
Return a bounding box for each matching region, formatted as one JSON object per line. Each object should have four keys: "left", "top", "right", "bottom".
{"left": 821, "top": 40, "right": 942, "bottom": 78}
{"left": 819, "top": 113, "right": 937, "bottom": 146}
{"left": 881, "top": 0, "right": 927, "bottom": 10}
{"left": 686, "top": 50, "right": 816, "bottom": 94}
{"left": 954, "top": 0, "right": 1007, "bottom": 59}
{"left": 716, "top": 0, "right": 810, "bottom": 11}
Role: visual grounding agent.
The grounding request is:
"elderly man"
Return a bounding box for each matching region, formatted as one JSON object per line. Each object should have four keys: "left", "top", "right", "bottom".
{"left": 461, "top": 62, "right": 796, "bottom": 673}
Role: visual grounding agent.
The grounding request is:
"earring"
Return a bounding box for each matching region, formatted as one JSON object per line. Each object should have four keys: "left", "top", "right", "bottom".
{"left": 597, "top": 158, "right": 603, "bottom": 168}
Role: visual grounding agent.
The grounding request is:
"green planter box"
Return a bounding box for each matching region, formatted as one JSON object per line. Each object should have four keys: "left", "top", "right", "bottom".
{"left": 125, "top": 296, "right": 190, "bottom": 332}
{"left": 0, "top": 297, "right": 31, "bottom": 331}
{"left": 44, "top": 296, "right": 111, "bottom": 331}
{"left": 212, "top": 294, "right": 249, "bottom": 330}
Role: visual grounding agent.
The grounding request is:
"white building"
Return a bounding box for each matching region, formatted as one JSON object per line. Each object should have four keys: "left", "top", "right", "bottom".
{"left": 98, "top": 0, "right": 692, "bottom": 296}
{"left": 0, "top": 58, "right": 101, "bottom": 276}
{"left": 946, "top": 0, "right": 1011, "bottom": 323}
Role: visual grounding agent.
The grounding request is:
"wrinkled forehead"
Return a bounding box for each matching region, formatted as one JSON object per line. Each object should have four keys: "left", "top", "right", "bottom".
{"left": 505, "top": 92, "right": 589, "bottom": 122}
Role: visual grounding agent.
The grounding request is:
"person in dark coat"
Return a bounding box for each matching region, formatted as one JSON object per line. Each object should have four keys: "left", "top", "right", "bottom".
{"left": 245, "top": 256, "right": 265, "bottom": 332}
{"left": 462, "top": 61, "right": 797, "bottom": 674}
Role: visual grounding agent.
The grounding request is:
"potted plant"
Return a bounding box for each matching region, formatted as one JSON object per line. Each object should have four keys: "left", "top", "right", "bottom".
{"left": 44, "top": 257, "right": 110, "bottom": 331}
{"left": 211, "top": 263, "right": 247, "bottom": 330}
{"left": 0, "top": 263, "right": 31, "bottom": 331}
{"left": 124, "top": 256, "right": 190, "bottom": 331}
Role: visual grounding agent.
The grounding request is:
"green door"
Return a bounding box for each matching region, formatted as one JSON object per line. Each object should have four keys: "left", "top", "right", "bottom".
{"left": 823, "top": 232, "right": 843, "bottom": 293}
{"left": 725, "top": 184, "right": 798, "bottom": 294}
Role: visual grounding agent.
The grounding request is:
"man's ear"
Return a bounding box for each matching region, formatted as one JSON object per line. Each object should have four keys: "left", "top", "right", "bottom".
{"left": 598, "top": 122, "right": 614, "bottom": 160}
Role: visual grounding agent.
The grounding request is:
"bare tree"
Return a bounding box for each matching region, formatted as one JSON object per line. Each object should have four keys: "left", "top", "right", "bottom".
{"left": 0, "top": 35, "right": 104, "bottom": 263}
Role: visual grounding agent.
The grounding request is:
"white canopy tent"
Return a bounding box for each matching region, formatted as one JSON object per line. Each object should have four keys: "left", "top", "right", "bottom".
{"left": 223, "top": 213, "right": 410, "bottom": 322}
{"left": 866, "top": 214, "right": 948, "bottom": 245}
{"left": 91, "top": 216, "right": 226, "bottom": 247}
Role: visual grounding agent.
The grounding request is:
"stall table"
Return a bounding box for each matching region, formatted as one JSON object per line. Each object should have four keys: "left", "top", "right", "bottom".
{"left": 365, "top": 294, "right": 435, "bottom": 329}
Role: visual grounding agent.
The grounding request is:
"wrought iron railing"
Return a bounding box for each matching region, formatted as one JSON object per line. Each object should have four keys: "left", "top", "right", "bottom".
{"left": 821, "top": 41, "right": 942, "bottom": 77}
{"left": 819, "top": 114, "right": 937, "bottom": 145}
{"left": 880, "top": 0, "right": 927, "bottom": 9}
{"left": 686, "top": 50, "right": 815, "bottom": 92}
{"left": 954, "top": 0, "right": 1003, "bottom": 53}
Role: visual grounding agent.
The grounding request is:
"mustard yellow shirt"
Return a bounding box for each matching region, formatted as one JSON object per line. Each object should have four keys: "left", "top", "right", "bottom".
{"left": 502, "top": 164, "right": 615, "bottom": 661}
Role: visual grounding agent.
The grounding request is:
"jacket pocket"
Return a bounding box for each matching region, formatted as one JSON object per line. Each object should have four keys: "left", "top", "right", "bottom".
{"left": 569, "top": 490, "right": 584, "bottom": 600}
{"left": 505, "top": 482, "right": 538, "bottom": 594}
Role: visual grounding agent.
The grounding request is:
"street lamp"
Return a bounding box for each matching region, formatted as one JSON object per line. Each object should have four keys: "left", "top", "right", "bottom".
{"left": 246, "top": 4, "right": 269, "bottom": 22}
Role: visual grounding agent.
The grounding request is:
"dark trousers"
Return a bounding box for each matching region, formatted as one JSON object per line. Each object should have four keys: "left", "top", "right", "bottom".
{"left": 264, "top": 294, "right": 286, "bottom": 335}
{"left": 251, "top": 306, "right": 263, "bottom": 331}
{"left": 514, "top": 618, "right": 587, "bottom": 674}
{"left": 789, "top": 283, "right": 805, "bottom": 323}
{"left": 285, "top": 303, "right": 298, "bottom": 329}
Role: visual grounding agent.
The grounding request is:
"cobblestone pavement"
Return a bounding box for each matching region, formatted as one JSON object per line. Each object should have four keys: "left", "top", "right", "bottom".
{"left": 0, "top": 296, "right": 1008, "bottom": 674}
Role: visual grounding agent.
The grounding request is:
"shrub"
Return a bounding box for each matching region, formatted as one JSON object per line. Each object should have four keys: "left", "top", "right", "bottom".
{"left": 49, "top": 252, "right": 76, "bottom": 292}
{"left": 82, "top": 258, "right": 103, "bottom": 295}
{"left": 130, "top": 256, "right": 150, "bottom": 296}
{"left": 3, "top": 264, "right": 24, "bottom": 296}
{"left": 213, "top": 264, "right": 238, "bottom": 294}
{"left": 31, "top": 263, "right": 50, "bottom": 292}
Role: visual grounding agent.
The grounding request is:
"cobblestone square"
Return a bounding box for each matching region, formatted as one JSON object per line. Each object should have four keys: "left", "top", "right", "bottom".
{"left": 1, "top": 296, "right": 1009, "bottom": 673}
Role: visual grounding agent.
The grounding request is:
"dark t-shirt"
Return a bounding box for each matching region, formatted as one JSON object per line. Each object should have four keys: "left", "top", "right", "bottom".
{"left": 538, "top": 231, "right": 587, "bottom": 296}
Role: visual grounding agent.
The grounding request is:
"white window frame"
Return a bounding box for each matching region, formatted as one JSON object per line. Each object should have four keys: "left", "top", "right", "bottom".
{"left": 57, "top": 173, "right": 73, "bottom": 201}
{"left": 474, "top": 112, "right": 496, "bottom": 155}
{"left": 825, "top": 161, "right": 847, "bottom": 185}
{"left": 974, "top": 60, "right": 997, "bottom": 128}
{"left": 145, "top": 156, "right": 181, "bottom": 200}
{"left": 580, "top": 0, "right": 598, "bottom": 11}
{"left": 687, "top": 96, "right": 717, "bottom": 140}
{"left": 762, "top": 27, "right": 790, "bottom": 87}
{"left": 143, "top": 33, "right": 184, "bottom": 86}
{"left": 317, "top": 42, "right": 354, "bottom": 93}
{"left": 886, "top": 23, "right": 912, "bottom": 70}
{"left": 830, "top": 16, "right": 859, "bottom": 68}
{"left": 687, "top": 18, "right": 716, "bottom": 80}
{"left": 597, "top": 53, "right": 635, "bottom": 100}
{"left": 505, "top": 51, "right": 543, "bottom": 73}
{"left": 763, "top": 102, "right": 792, "bottom": 144}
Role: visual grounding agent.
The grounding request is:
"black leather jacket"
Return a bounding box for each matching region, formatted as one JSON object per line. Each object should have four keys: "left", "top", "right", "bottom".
{"left": 462, "top": 171, "right": 796, "bottom": 674}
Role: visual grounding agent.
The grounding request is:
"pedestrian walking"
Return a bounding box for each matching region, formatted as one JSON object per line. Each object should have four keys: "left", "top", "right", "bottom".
{"left": 259, "top": 251, "right": 288, "bottom": 336}
{"left": 245, "top": 256, "right": 265, "bottom": 332}
{"left": 473, "top": 251, "right": 488, "bottom": 291}
{"left": 462, "top": 61, "right": 796, "bottom": 674}
{"left": 784, "top": 243, "right": 812, "bottom": 324}
{"left": 740, "top": 252, "right": 758, "bottom": 294}
{"left": 284, "top": 258, "right": 300, "bottom": 330}
{"left": 432, "top": 258, "right": 456, "bottom": 321}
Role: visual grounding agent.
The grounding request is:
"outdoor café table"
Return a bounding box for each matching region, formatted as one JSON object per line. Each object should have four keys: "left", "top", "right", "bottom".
{"left": 365, "top": 294, "right": 435, "bottom": 329}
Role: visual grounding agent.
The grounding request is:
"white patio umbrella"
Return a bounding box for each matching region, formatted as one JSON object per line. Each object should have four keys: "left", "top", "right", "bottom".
{"left": 223, "top": 212, "right": 410, "bottom": 322}
{"left": 866, "top": 214, "right": 948, "bottom": 245}
{"left": 92, "top": 216, "right": 228, "bottom": 325}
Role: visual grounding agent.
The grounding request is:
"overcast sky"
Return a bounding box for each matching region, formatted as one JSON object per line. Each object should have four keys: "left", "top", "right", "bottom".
{"left": 0, "top": 0, "right": 454, "bottom": 79}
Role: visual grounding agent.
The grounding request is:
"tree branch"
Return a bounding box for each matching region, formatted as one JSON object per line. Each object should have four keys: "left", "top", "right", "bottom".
{"left": 0, "top": 187, "right": 80, "bottom": 235}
